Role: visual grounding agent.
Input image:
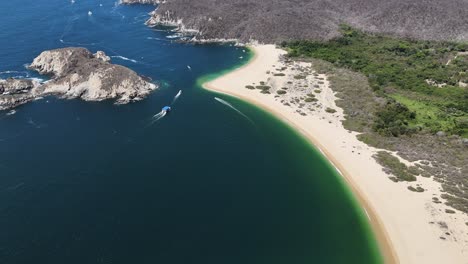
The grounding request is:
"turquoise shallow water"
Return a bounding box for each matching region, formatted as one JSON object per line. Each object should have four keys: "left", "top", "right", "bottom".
{"left": 0, "top": 1, "right": 382, "bottom": 263}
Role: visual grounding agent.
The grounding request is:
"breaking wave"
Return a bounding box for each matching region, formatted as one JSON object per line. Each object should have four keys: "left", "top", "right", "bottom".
{"left": 0, "top": 70, "right": 31, "bottom": 79}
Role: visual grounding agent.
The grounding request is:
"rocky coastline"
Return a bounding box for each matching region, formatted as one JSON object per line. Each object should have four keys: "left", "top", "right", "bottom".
{"left": 121, "top": 0, "right": 468, "bottom": 44}
{"left": 0, "top": 47, "right": 157, "bottom": 111}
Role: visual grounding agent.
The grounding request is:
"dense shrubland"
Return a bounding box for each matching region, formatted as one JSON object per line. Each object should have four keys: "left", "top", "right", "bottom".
{"left": 285, "top": 26, "right": 468, "bottom": 137}
{"left": 124, "top": 0, "right": 468, "bottom": 43}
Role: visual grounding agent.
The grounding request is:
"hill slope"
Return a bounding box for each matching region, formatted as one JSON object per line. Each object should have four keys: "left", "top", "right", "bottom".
{"left": 122, "top": 0, "right": 468, "bottom": 43}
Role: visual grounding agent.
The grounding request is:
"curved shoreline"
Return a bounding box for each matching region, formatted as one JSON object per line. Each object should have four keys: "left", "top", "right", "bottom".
{"left": 201, "top": 45, "right": 398, "bottom": 263}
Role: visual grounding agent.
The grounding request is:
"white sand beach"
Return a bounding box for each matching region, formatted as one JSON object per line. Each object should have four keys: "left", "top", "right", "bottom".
{"left": 203, "top": 44, "right": 468, "bottom": 264}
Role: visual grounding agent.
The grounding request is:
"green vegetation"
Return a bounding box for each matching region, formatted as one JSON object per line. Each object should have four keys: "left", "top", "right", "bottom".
{"left": 441, "top": 193, "right": 468, "bottom": 213}
{"left": 314, "top": 89, "right": 321, "bottom": 93}
{"left": 285, "top": 25, "right": 468, "bottom": 137}
{"left": 408, "top": 186, "right": 425, "bottom": 192}
{"left": 407, "top": 166, "right": 422, "bottom": 176}
{"left": 255, "top": 85, "right": 271, "bottom": 91}
{"left": 293, "top": 75, "right": 306, "bottom": 80}
{"left": 325, "top": 107, "right": 337, "bottom": 113}
{"left": 245, "top": 85, "right": 255, "bottom": 89}
{"left": 373, "top": 100, "right": 416, "bottom": 137}
{"left": 445, "top": 209, "right": 456, "bottom": 214}
{"left": 277, "top": 90, "right": 287, "bottom": 95}
{"left": 374, "top": 151, "right": 417, "bottom": 182}
{"left": 304, "top": 97, "right": 317, "bottom": 103}
{"left": 273, "top": 73, "right": 286, "bottom": 76}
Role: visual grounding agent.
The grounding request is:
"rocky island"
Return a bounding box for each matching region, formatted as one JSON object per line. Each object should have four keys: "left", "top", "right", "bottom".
{"left": 0, "top": 47, "right": 157, "bottom": 110}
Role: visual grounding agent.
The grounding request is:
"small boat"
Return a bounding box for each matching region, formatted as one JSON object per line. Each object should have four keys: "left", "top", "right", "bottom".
{"left": 162, "top": 106, "right": 171, "bottom": 112}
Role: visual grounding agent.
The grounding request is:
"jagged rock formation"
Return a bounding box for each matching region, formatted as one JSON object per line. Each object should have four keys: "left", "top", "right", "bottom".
{"left": 0, "top": 48, "right": 157, "bottom": 110}
{"left": 0, "top": 78, "right": 40, "bottom": 110}
{"left": 123, "top": 0, "right": 468, "bottom": 43}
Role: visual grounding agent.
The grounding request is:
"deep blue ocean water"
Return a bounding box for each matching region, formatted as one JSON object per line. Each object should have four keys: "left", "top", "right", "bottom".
{"left": 0, "top": 1, "right": 382, "bottom": 263}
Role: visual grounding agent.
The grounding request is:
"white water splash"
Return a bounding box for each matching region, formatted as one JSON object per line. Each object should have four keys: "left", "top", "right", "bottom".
{"left": 166, "top": 34, "right": 180, "bottom": 39}
{"left": 187, "top": 65, "right": 192, "bottom": 71}
{"left": 172, "top": 90, "right": 182, "bottom": 105}
{"left": 214, "top": 97, "right": 253, "bottom": 124}
{"left": 111, "top": 56, "right": 138, "bottom": 63}
{"left": 27, "top": 77, "right": 46, "bottom": 84}
{"left": 0, "top": 70, "right": 27, "bottom": 75}
{"left": 147, "top": 110, "right": 167, "bottom": 126}
{"left": 0, "top": 70, "right": 32, "bottom": 79}
{"left": 147, "top": 37, "right": 168, "bottom": 41}
{"left": 6, "top": 110, "right": 16, "bottom": 116}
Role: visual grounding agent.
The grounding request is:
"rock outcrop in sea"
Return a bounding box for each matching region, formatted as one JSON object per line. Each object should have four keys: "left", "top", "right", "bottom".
{"left": 0, "top": 78, "right": 40, "bottom": 110}
{"left": 122, "top": 0, "right": 468, "bottom": 43}
{"left": 0, "top": 47, "right": 157, "bottom": 110}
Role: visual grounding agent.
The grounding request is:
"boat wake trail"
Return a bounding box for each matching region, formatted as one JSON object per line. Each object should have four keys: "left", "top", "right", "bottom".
{"left": 172, "top": 90, "right": 182, "bottom": 105}
{"left": 214, "top": 97, "right": 253, "bottom": 124}
{"left": 59, "top": 15, "right": 101, "bottom": 46}
{"left": 146, "top": 110, "right": 167, "bottom": 127}
{"left": 147, "top": 90, "right": 182, "bottom": 127}
{"left": 153, "top": 111, "right": 167, "bottom": 121}
{"left": 27, "top": 118, "right": 46, "bottom": 129}
{"left": 110, "top": 56, "right": 138, "bottom": 64}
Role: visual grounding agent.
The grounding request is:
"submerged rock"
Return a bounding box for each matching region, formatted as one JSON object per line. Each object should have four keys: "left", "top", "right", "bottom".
{"left": 1, "top": 47, "right": 157, "bottom": 110}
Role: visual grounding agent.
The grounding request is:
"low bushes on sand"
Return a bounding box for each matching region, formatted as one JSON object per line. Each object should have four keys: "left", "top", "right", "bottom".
{"left": 325, "top": 107, "right": 337, "bottom": 113}
{"left": 374, "top": 151, "right": 417, "bottom": 182}
{"left": 408, "top": 186, "right": 424, "bottom": 192}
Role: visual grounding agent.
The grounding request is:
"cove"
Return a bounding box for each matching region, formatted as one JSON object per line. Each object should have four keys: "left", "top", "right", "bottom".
{"left": 0, "top": 0, "right": 381, "bottom": 263}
